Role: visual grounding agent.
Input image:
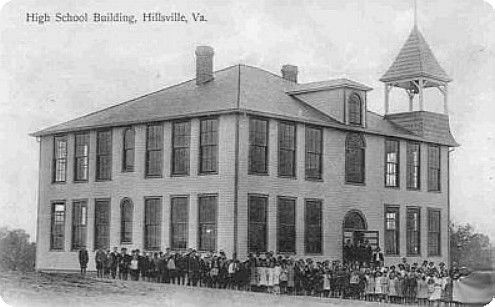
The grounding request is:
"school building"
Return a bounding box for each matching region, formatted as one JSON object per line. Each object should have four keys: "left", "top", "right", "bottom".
{"left": 32, "top": 24, "right": 457, "bottom": 271}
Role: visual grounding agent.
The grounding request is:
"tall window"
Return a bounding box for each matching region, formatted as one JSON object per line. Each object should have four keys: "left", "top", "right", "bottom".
{"left": 277, "top": 197, "right": 296, "bottom": 253}
{"left": 53, "top": 136, "right": 67, "bottom": 182}
{"left": 74, "top": 133, "right": 90, "bottom": 181}
{"left": 172, "top": 121, "right": 190, "bottom": 175}
{"left": 120, "top": 198, "right": 133, "bottom": 244}
{"left": 407, "top": 142, "right": 421, "bottom": 190}
{"left": 278, "top": 122, "right": 296, "bottom": 177}
{"left": 146, "top": 124, "right": 163, "bottom": 177}
{"left": 348, "top": 93, "right": 362, "bottom": 125}
{"left": 199, "top": 118, "right": 219, "bottom": 174}
{"left": 305, "top": 126, "right": 322, "bottom": 179}
{"left": 50, "top": 202, "right": 65, "bottom": 250}
{"left": 248, "top": 195, "right": 267, "bottom": 253}
{"left": 198, "top": 195, "right": 217, "bottom": 251}
{"left": 384, "top": 206, "right": 400, "bottom": 255}
{"left": 144, "top": 198, "right": 162, "bottom": 250}
{"left": 94, "top": 199, "right": 110, "bottom": 250}
{"left": 96, "top": 130, "right": 112, "bottom": 181}
{"left": 171, "top": 197, "right": 189, "bottom": 250}
{"left": 385, "top": 139, "right": 400, "bottom": 187}
{"left": 428, "top": 145, "right": 441, "bottom": 191}
{"left": 345, "top": 133, "right": 365, "bottom": 184}
{"left": 122, "top": 127, "right": 135, "bottom": 172}
{"left": 305, "top": 199, "right": 322, "bottom": 254}
{"left": 428, "top": 209, "right": 441, "bottom": 256}
{"left": 71, "top": 200, "right": 87, "bottom": 250}
{"left": 407, "top": 207, "right": 421, "bottom": 256}
{"left": 249, "top": 118, "right": 269, "bottom": 174}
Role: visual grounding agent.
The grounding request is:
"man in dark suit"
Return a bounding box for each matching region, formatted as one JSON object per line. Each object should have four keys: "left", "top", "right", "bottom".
{"left": 78, "top": 247, "right": 89, "bottom": 277}
{"left": 95, "top": 248, "right": 106, "bottom": 278}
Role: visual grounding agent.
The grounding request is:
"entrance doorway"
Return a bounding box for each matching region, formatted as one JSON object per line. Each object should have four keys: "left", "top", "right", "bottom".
{"left": 342, "top": 210, "right": 378, "bottom": 264}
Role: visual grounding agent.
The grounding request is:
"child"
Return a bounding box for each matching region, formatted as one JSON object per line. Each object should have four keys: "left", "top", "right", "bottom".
{"left": 279, "top": 261, "right": 289, "bottom": 294}
{"left": 380, "top": 270, "right": 390, "bottom": 302}
{"left": 349, "top": 270, "right": 360, "bottom": 299}
{"left": 388, "top": 272, "right": 397, "bottom": 303}
{"left": 273, "top": 260, "right": 281, "bottom": 294}
{"left": 417, "top": 274, "right": 429, "bottom": 305}
{"left": 374, "top": 271, "right": 383, "bottom": 301}
{"left": 130, "top": 254, "right": 139, "bottom": 281}
{"left": 323, "top": 268, "right": 331, "bottom": 298}
{"left": 364, "top": 270, "right": 375, "bottom": 301}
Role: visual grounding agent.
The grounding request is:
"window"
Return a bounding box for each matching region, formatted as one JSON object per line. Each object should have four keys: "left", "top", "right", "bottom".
{"left": 248, "top": 195, "right": 267, "bottom": 253}
{"left": 305, "top": 126, "right": 322, "bottom": 179}
{"left": 277, "top": 197, "right": 296, "bottom": 253}
{"left": 144, "top": 198, "right": 162, "bottom": 250}
{"left": 172, "top": 121, "right": 190, "bottom": 175}
{"left": 384, "top": 206, "right": 400, "bottom": 255}
{"left": 94, "top": 199, "right": 110, "bottom": 250}
{"left": 71, "top": 200, "right": 87, "bottom": 250}
{"left": 120, "top": 198, "right": 133, "bottom": 244}
{"left": 249, "top": 118, "right": 269, "bottom": 174}
{"left": 200, "top": 118, "right": 219, "bottom": 174}
{"left": 305, "top": 199, "right": 322, "bottom": 254}
{"left": 345, "top": 133, "right": 365, "bottom": 183}
{"left": 74, "top": 133, "right": 90, "bottom": 181}
{"left": 428, "top": 209, "right": 441, "bottom": 256}
{"left": 53, "top": 136, "right": 67, "bottom": 182}
{"left": 198, "top": 195, "right": 217, "bottom": 251}
{"left": 122, "top": 127, "right": 135, "bottom": 172}
{"left": 171, "top": 197, "right": 188, "bottom": 250}
{"left": 278, "top": 122, "right": 296, "bottom": 177}
{"left": 385, "top": 139, "right": 400, "bottom": 187}
{"left": 407, "top": 142, "right": 421, "bottom": 190}
{"left": 146, "top": 124, "right": 163, "bottom": 177}
{"left": 96, "top": 130, "right": 112, "bottom": 181}
{"left": 50, "top": 202, "right": 65, "bottom": 250}
{"left": 348, "top": 93, "right": 362, "bottom": 125}
{"left": 407, "top": 207, "right": 421, "bottom": 256}
{"left": 428, "top": 145, "right": 441, "bottom": 191}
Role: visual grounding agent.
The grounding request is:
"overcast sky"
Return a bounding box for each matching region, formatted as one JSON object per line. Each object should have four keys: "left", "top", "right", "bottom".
{"left": 0, "top": 0, "right": 494, "bottom": 241}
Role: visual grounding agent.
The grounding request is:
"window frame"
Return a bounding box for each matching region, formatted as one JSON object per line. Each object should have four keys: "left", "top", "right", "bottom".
{"left": 199, "top": 117, "right": 219, "bottom": 175}
{"left": 50, "top": 201, "right": 66, "bottom": 251}
{"left": 52, "top": 135, "right": 68, "bottom": 183}
{"left": 74, "top": 132, "right": 90, "bottom": 182}
{"left": 304, "top": 198, "right": 323, "bottom": 255}
{"left": 277, "top": 196, "right": 296, "bottom": 254}
{"left": 428, "top": 145, "right": 441, "bottom": 192}
{"left": 384, "top": 205, "right": 400, "bottom": 256}
{"left": 384, "top": 139, "right": 400, "bottom": 188}
{"left": 122, "top": 127, "right": 135, "bottom": 172}
{"left": 248, "top": 117, "right": 269, "bottom": 175}
{"left": 406, "top": 142, "right": 421, "bottom": 190}
{"left": 170, "top": 195, "right": 189, "bottom": 250}
{"left": 94, "top": 198, "right": 111, "bottom": 251}
{"left": 71, "top": 199, "right": 88, "bottom": 251}
{"left": 348, "top": 93, "right": 362, "bottom": 126}
{"left": 144, "top": 197, "right": 162, "bottom": 251}
{"left": 278, "top": 121, "right": 297, "bottom": 178}
{"left": 96, "top": 129, "right": 112, "bottom": 181}
{"left": 145, "top": 123, "right": 164, "bottom": 178}
{"left": 305, "top": 125, "right": 323, "bottom": 180}
{"left": 248, "top": 194, "right": 268, "bottom": 253}
{"left": 345, "top": 133, "right": 366, "bottom": 184}
{"left": 171, "top": 120, "right": 191, "bottom": 176}
{"left": 120, "top": 198, "right": 133, "bottom": 244}
{"left": 406, "top": 206, "right": 421, "bottom": 256}
{"left": 197, "top": 194, "right": 218, "bottom": 252}
{"left": 427, "top": 208, "right": 441, "bottom": 257}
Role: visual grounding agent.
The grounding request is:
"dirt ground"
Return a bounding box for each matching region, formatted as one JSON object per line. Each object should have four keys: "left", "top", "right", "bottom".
{"left": 0, "top": 271, "right": 399, "bottom": 307}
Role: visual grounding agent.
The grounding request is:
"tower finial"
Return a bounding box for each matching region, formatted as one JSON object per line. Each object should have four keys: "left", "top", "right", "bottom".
{"left": 414, "top": 0, "right": 418, "bottom": 28}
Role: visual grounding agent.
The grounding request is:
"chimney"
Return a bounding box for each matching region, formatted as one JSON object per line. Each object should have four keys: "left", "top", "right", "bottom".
{"left": 195, "top": 46, "right": 214, "bottom": 85}
{"left": 281, "top": 64, "right": 298, "bottom": 83}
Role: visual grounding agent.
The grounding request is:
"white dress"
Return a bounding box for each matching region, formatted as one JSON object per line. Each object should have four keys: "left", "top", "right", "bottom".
{"left": 273, "top": 266, "right": 281, "bottom": 285}
{"left": 375, "top": 276, "right": 383, "bottom": 294}
{"left": 429, "top": 277, "right": 443, "bottom": 301}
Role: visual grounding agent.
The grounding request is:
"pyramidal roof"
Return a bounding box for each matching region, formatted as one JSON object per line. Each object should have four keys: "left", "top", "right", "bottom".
{"left": 380, "top": 26, "right": 451, "bottom": 83}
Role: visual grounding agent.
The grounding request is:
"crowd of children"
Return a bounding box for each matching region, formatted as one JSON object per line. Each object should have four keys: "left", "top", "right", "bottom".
{"left": 89, "top": 246, "right": 469, "bottom": 306}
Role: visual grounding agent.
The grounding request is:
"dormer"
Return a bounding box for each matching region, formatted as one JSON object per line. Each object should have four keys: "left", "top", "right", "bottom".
{"left": 286, "top": 78, "right": 372, "bottom": 127}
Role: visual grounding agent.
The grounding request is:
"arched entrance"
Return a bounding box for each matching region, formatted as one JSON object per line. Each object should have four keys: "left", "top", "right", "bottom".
{"left": 342, "top": 210, "right": 378, "bottom": 264}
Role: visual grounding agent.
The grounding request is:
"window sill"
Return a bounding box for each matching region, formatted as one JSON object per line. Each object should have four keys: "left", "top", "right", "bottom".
{"left": 278, "top": 175, "right": 297, "bottom": 180}
{"left": 145, "top": 175, "right": 163, "bottom": 179}
{"left": 406, "top": 253, "right": 421, "bottom": 257}
{"left": 171, "top": 173, "right": 190, "bottom": 177}
{"left": 345, "top": 181, "right": 366, "bottom": 186}
{"left": 248, "top": 172, "right": 269, "bottom": 176}
{"left": 51, "top": 181, "right": 67, "bottom": 185}
{"left": 304, "top": 252, "right": 323, "bottom": 256}
{"left": 122, "top": 169, "right": 135, "bottom": 173}
{"left": 427, "top": 190, "right": 442, "bottom": 193}
{"left": 406, "top": 187, "right": 422, "bottom": 192}
{"left": 305, "top": 177, "right": 323, "bottom": 182}
{"left": 120, "top": 242, "right": 133, "bottom": 245}
{"left": 385, "top": 185, "right": 400, "bottom": 189}
{"left": 198, "top": 171, "right": 219, "bottom": 176}
{"left": 95, "top": 179, "right": 112, "bottom": 182}
{"left": 49, "top": 249, "right": 65, "bottom": 252}
{"left": 73, "top": 180, "right": 88, "bottom": 184}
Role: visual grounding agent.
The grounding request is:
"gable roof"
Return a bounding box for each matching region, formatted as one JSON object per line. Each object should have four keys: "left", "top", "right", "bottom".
{"left": 380, "top": 26, "right": 452, "bottom": 83}
{"left": 286, "top": 78, "right": 373, "bottom": 95}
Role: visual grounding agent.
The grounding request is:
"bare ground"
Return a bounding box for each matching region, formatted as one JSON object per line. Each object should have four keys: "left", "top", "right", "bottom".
{"left": 0, "top": 271, "right": 399, "bottom": 307}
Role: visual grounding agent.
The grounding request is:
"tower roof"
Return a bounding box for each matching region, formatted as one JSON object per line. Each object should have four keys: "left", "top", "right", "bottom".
{"left": 380, "top": 26, "right": 452, "bottom": 84}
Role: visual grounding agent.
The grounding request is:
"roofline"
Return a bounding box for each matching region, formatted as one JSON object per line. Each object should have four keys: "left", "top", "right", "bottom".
{"left": 286, "top": 83, "right": 373, "bottom": 95}
{"left": 379, "top": 73, "right": 452, "bottom": 83}
{"left": 30, "top": 108, "right": 458, "bottom": 147}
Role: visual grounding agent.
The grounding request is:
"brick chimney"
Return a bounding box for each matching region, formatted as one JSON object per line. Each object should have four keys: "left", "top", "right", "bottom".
{"left": 195, "top": 46, "right": 214, "bottom": 85}
{"left": 281, "top": 64, "right": 298, "bottom": 83}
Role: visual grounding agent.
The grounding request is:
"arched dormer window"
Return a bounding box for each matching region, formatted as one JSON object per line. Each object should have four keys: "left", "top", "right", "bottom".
{"left": 345, "top": 133, "right": 366, "bottom": 184}
{"left": 122, "top": 127, "right": 135, "bottom": 172}
{"left": 120, "top": 198, "right": 133, "bottom": 243}
{"left": 348, "top": 93, "right": 362, "bottom": 125}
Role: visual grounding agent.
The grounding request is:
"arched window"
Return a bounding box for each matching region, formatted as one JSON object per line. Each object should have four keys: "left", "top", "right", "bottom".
{"left": 122, "top": 127, "right": 135, "bottom": 172}
{"left": 120, "top": 198, "right": 133, "bottom": 243}
{"left": 348, "top": 93, "right": 362, "bottom": 125}
{"left": 343, "top": 210, "right": 367, "bottom": 230}
{"left": 345, "top": 133, "right": 365, "bottom": 184}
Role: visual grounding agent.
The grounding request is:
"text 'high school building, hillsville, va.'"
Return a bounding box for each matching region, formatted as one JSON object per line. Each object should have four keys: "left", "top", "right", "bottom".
{"left": 32, "top": 23, "right": 457, "bottom": 272}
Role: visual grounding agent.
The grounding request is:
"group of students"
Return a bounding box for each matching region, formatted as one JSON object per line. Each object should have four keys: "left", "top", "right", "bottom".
{"left": 83, "top": 246, "right": 468, "bottom": 306}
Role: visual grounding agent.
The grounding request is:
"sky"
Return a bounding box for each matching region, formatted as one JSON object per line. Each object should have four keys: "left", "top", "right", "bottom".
{"left": 0, "top": 0, "right": 494, "bottom": 242}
